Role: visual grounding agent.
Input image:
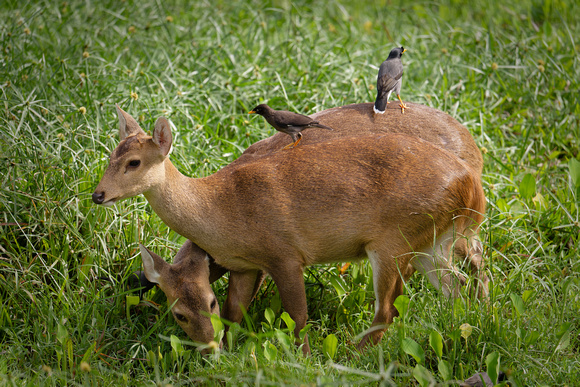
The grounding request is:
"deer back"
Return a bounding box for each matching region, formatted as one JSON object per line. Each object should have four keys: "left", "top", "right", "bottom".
{"left": 238, "top": 102, "right": 483, "bottom": 175}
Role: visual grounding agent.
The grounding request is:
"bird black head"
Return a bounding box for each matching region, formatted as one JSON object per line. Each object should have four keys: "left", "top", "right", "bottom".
{"left": 387, "top": 47, "right": 406, "bottom": 59}
{"left": 248, "top": 104, "right": 270, "bottom": 116}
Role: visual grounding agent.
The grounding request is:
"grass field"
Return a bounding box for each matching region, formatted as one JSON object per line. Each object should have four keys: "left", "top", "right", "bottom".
{"left": 1, "top": 0, "right": 579, "bottom": 385}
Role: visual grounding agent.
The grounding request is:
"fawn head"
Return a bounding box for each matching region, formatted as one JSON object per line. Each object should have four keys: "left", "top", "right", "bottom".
{"left": 139, "top": 241, "right": 220, "bottom": 351}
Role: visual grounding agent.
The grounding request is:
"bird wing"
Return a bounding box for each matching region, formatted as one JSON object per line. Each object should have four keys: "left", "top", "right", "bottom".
{"left": 377, "top": 60, "right": 403, "bottom": 96}
{"left": 276, "top": 111, "right": 314, "bottom": 127}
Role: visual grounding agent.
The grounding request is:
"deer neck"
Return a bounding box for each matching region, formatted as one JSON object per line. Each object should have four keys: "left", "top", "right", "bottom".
{"left": 143, "top": 159, "right": 214, "bottom": 240}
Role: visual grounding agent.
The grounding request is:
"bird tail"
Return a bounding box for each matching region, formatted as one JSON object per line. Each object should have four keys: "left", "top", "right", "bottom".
{"left": 313, "top": 123, "right": 333, "bottom": 130}
{"left": 374, "top": 98, "right": 387, "bottom": 114}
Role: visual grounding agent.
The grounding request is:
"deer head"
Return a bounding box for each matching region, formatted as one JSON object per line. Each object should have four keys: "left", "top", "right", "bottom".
{"left": 139, "top": 241, "right": 219, "bottom": 352}
{"left": 92, "top": 105, "right": 172, "bottom": 206}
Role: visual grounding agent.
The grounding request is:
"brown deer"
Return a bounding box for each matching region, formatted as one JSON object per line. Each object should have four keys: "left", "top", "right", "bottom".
{"left": 93, "top": 104, "right": 487, "bottom": 354}
{"left": 238, "top": 102, "right": 483, "bottom": 175}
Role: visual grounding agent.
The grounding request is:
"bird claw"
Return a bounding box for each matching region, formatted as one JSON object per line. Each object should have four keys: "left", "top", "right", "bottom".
{"left": 399, "top": 103, "right": 408, "bottom": 114}
{"left": 283, "top": 134, "right": 302, "bottom": 150}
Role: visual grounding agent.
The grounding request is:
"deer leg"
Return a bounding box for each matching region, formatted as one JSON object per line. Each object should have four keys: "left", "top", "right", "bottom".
{"left": 410, "top": 228, "right": 465, "bottom": 298}
{"left": 358, "top": 249, "right": 405, "bottom": 349}
{"left": 454, "top": 235, "right": 489, "bottom": 299}
{"left": 268, "top": 262, "right": 310, "bottom": 355}
{"left": 221, "top": 270, "right": 264, "bottom": 327}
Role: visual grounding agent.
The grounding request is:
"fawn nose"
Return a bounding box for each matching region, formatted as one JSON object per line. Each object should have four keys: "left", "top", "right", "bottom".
{"left": 92, "top": 191, "right": 105, "bottom": 204}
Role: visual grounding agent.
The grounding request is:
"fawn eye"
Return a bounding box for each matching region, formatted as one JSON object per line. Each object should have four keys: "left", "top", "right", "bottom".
{"left": 210, "top": 298, "right": 217, "bottom": 310}
{"left": 128, "top": 160, "right": 140, "bottom": 168}
{"left": 174, "top": 313, "right": 187, "bottom": 323}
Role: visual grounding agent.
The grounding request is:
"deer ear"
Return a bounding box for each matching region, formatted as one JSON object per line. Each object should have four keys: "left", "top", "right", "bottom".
{"left": 116, "top": 104, "right": 145, "bottom": 140}
{"left": 153, "top": 117, "right": 173, "bottom": 156}
{"left": 140, "top": 244, "right": 168, "bottom": 286}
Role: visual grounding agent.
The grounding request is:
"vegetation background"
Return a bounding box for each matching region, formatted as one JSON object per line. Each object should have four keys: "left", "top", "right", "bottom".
{"left": 1, "top": 0, "right": 578, "bottom": 385}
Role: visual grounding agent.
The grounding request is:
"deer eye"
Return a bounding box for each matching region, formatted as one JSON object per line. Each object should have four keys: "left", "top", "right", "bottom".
{"left": 128, "top": 160, "right": 140, "bottom": 168}
{"left": 210, "top": 298, "right": 217, "bottom": 310}
{"left": 174, "top": 312, "right": 187, "bottom": 323}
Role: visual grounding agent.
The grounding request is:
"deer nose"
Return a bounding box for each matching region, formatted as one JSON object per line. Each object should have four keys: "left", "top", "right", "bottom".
{"left": 92, "top": 191, "right": 105, "bottom": 204}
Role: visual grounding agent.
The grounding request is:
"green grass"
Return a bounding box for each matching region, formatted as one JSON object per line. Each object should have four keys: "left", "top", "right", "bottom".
{"left": 1, "top": 0, "right": 579, "bottom": 385}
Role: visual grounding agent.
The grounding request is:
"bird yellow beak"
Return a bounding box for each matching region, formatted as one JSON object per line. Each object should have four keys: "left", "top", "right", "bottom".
{"left": 248, "top": 110, "right": 256, "bottom": 114}
{"left": 402, "top": 48, "right": 407, "bottom": 53}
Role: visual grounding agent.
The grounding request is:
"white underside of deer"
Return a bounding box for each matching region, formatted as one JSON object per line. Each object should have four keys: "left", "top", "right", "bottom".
{"left": 93, "top": 105, "right": 487, "bottom": 354}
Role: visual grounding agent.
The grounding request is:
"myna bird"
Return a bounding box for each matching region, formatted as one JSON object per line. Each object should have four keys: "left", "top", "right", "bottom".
{"left": 248, "top": 104, "right": 333, "bottom": 149}
{"left": 374, "top": 46, "right": 407, "bottom": 114}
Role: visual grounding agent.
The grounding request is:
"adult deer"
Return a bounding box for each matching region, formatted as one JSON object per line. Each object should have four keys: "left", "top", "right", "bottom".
{"left": 93, "top": 105, "right": 487, "bottom": 353}
{"left": 238, "top": 102, "right": 483, "bottom": 175}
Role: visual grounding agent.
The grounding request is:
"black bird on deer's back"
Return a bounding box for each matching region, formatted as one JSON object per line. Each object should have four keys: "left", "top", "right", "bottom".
{"left": 249, "top": 104, "right": 333, "bottom": 149}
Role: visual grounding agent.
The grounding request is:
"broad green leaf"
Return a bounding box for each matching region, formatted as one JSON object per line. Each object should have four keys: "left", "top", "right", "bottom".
{"left": 509, "top": 201, "right": 526, "bottom": 218}
{"left": 556, "top": 322, "right": 571, "bottom": 340}
{"left": 280, "top": 312, "right": 296, "bottom": 335}
{"left": 569, "top": 158, "right": 580, "bottom": 188}
{"left": 438, "top": 359, "right": 453, "bottom": 381}
{"left": 264, "top": 308, "right": 275, "bottom": 327}
{"left": 328, "top": 274, "right": 346, "bottom": 296}
{"left": 322, "top": 334, "right": 338, "bottom": 360}
{"left": 460, "top": 323, "right": 473, "bottom": 340}
{"left": 393, "top": 295, "right": 410, "bottom": 319}
{"left": 525, "top": 330, "right": 540, "bottom": 346}
{"left": 401, "top": 337, "right": 425, "bottom": 365}
{"left": 56, "top": 323, "right": 68, "bottom": 345}
{"left": 275, "top": 329, "right": 292, "bottom": 350}
{"left": 81, "top": 342, "right": 96, "bottom": 364}
{"left": 263, "top": 340, "right": 277, "bottom": 361}
{"left": 211, "top": 314, "right": 224, "bottom": 343}
{"left": 299, "top": 324, "right": 311, "bottom": 342}
{"left": 519, "top": 173, "right": 536, "bottom": 199}
{"left": 555, "top": 328, "right": 570, "bottom": 352}
{"left": 496, "top": 198, "right": 509, "bottom": 213}
{"left": 522, "top": 289, "right": 535, "bottom": 303}
{"left": 147, "top": 350, "right": 156, "bottom": 365}
{"left": 532, "top": 192, "right": 547, "bottom": 209}
{"left": 485, "top": 351, "right": 500, "bottom": 385}
{"left": 429, "top": 330, "right": 443, "bottom": 359}
{"left": 227, "top": 330, "right": 233, "bottom": 350}
{"left": 126, "top": 295, "right": 140, "bottom": 320}
{"left": 412, "top": 364, "right": 432, "bottom": 387}
{"left": 510, "top": 293, "right": 525, "bottom": 317}
{"left": 170, "top": 335, "right": 184, "bottom": 356}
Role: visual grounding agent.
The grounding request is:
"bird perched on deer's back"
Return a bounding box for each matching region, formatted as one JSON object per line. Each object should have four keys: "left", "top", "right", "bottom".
{"left": 374, "top": 46, "right": 407, "bottom": 114}
{"left": 249, "top": 104, "right": 333, "bottom": 149}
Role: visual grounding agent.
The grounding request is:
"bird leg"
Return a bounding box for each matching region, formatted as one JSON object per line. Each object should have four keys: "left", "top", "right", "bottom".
{"left": 283, "top": 133, "right": 302, "bottom": 149}
{"left": 397, "top": 94, "right": 408, "bottom": 114}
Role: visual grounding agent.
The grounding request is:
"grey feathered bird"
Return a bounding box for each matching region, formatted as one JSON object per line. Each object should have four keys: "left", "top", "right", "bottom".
{"left": 249, "top": 104, "right": 333, "bottom": 149}
{"left": 374, "top": 46, "right": 407, "bottom": 114}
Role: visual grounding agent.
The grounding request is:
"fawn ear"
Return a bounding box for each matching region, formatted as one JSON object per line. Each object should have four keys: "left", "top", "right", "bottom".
{"left": 116, "top": 104, "right": 145, "bottom": 140}
{"left": 152, "top": 117, "right": 173, "bottom": 156}
{"left": 139, "top": 244, "right": 168, "bottom": 286}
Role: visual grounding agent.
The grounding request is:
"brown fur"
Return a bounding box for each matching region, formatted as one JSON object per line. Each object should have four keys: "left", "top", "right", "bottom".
{"left": 239, "top": 102, "right": 483, "bottom": 175}
{"left": 94, "top": 104, "right": 487, "bottom": 354}
{"left": 139, "top": 242, "right": 219, "bottom": 353}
